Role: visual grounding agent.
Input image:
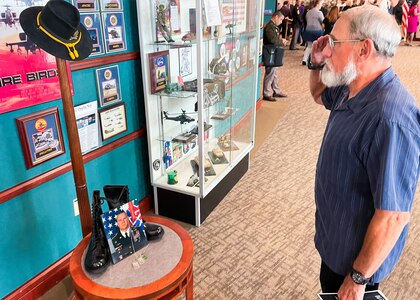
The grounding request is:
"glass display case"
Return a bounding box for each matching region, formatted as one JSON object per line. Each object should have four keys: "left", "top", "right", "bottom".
{"left": 136, "top": 0, "right": 261, "bottom": 225}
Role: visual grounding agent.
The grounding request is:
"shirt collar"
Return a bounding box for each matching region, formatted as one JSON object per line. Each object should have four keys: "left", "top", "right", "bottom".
{"left": 335, "top": 67, "right": 396, "bottom": 113}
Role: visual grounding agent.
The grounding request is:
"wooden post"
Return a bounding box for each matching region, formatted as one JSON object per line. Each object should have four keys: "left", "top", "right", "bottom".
{"left": 56, "top": 58, "right": 92, "bottom": 237}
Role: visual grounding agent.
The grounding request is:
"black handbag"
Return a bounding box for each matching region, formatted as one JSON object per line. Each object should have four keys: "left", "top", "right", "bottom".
{"left": 262, "top": 44, "right": 284, "bottom": 67}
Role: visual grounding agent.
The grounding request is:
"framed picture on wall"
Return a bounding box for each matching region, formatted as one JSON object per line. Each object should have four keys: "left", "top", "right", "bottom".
{"left": 96, "top": 65, "right": 122, "bottom": 107}
{"left": 99, "top": 102, "right": 127, "bottom": 140}
{"left": 148, "top": 50, "right": 170, "bottom": 94}
{"left": 81, "top": 13, "right": 104, "bottom": 56}
{"left": 16, "top": 107, "right": 65, "bottom": 169}
{"left": 102, "top": 12, "right": 127, "bottom": 53}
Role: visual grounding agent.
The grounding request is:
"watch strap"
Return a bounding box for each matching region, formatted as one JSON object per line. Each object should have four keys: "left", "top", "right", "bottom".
{"left": 350, "top": 268, "right": 371, "bottom": 285}
{"left": 307, "top": 56, "right": 325, "bottom": 70}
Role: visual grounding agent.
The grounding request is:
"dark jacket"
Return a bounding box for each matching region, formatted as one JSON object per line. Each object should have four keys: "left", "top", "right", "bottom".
{"left": 291, "top": 4, "right": 303, "bottom": 27}
{"left": 263, "top": 20, "right": 284, "bottom": 46}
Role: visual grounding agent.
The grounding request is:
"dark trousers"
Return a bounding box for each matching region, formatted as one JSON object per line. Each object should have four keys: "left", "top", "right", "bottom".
{"left": 320, "top": 261, "right": 379, "bottom": 293}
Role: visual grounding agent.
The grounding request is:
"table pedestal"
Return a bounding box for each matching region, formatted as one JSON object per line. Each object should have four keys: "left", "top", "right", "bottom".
{"left": 70, "top": 216, "right": 193, "bottom": 299}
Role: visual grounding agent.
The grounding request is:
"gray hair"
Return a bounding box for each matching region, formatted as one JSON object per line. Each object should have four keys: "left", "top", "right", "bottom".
{"left": 341, "top": 5, "right": 401, "bottom": 58}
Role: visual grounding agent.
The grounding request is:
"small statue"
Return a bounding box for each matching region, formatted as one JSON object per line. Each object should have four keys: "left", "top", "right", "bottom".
{"left": 156, "top": 4, "right": 174, "bottom": 43}
{"left": 225, "top": 23, "right": 236, "bottom": 35}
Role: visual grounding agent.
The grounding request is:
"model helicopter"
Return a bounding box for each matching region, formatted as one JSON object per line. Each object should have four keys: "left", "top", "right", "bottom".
{"left": 6, "top": 33, "right": 39, "bottom": 55}
{"left": 163, "top": 109, "right": 195, "bottom": 124}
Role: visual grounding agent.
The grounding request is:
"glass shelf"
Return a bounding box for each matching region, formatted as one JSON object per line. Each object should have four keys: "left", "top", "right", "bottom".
{"left": 155, "top": 90, "right": 197, "bottom": 98}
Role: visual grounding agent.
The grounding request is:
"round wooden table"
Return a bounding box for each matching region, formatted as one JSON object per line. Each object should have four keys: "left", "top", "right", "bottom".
{"left": 70, "top": 216, "right": 194, "bottom": 300}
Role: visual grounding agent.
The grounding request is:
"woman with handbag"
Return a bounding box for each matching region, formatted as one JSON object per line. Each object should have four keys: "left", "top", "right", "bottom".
{"left": 302, "top": 0, "right": 324, "bottom": 65}
{"left": 262, "top": 10, "right": 288, "bottom": 101}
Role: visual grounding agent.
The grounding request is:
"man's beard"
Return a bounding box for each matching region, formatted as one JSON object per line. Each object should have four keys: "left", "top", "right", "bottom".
{"left": 321, "top": 58, "right": 358, "bottom": 87}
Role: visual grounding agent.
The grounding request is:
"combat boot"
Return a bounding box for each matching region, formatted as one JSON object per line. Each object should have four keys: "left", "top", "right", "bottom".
{"left": 84, "top": 190, "right": 110, "bottom": 274}
{"left": 103, "top": 185, "right": 129, "bottom": 210}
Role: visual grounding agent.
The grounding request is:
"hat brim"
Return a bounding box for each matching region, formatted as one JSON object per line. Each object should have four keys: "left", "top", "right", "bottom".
{"left": 20, "top": 6, "right": 93, "bottom": 61}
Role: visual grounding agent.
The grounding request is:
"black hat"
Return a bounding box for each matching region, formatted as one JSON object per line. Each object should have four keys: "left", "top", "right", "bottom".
{"left": 20, "top": 0, "right": 92, "bottom": 61}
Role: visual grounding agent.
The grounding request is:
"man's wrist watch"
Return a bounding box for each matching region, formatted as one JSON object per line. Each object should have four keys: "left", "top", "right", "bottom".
{"left": 307, "top": 56, "right": 324, "bottom": 70}
{"left": 350, "top": 268, "right": 371, "bottom": 285}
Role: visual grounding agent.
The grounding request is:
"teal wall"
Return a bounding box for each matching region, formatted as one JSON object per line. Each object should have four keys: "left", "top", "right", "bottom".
{"left": 0, "top": 0, "right": 151, "bottom": 298}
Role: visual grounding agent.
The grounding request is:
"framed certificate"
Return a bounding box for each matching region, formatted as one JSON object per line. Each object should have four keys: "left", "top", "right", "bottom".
{"left": 148, "top": 50, "right": 170, "bottom": 94}
{"left": 99, "top": 102, "right": 127, "bottom": 140}
{"left": 16, "top": 107, "right": 65, "bottom": 169}
{"left": 96, "top": 65, "right": 122, "bottom": 107}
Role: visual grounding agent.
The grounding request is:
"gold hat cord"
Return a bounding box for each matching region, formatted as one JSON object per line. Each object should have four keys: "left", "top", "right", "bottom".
{"left": 36, "top": 11, "right": 82, "bottom": 60}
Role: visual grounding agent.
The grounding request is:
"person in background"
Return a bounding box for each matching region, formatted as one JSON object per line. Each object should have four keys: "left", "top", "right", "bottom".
{"left": 263, "top": 11, "right": 288, "bottom": 101}
{"left": 393, "top": 0, "right": 404, "bottom": 24}
{"left": 302, "top": 0, "right": 324, "bottom": 65}
{"left": 323, "top": 5, "right": 339, "bottom": 35}
{"left": 406, "top": 0, "right": 420, "bottom": 45}
{"left": 320, "top": 1, "right": 329, "bottom": 16}
{"left": 280, "top": 1, "right": 292, "bottom": 38}
{"left": 290, "top": 0, "right": 304, "bottom": 50}
{"left": 309, "top": 5, "right": 419, "bottom": 299}
{"left": 342, "top": 0, "right": 354, "bottom": 10}
{"left": 299, "top": 1, "right": 307, "bottom": 46}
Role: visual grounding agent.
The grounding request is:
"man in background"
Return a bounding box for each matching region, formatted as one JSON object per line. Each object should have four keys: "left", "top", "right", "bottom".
{"left": 263, "top": 11, "right": 288, "bottom": 101}
{"left": 290, "top": 0, "right": 303, "bottom": 50}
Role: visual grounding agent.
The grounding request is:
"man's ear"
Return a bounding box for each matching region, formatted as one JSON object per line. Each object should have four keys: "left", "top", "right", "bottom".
{"left": 358, "top": 39, "right": 375, "bottom": 60}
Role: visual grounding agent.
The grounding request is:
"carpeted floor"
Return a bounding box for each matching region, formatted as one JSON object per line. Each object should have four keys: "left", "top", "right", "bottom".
{"left": 40, "top": 44, "right": 420, "bottom": 300}
{"left": 178, "top": 44, "right": 420, "bottom": 299}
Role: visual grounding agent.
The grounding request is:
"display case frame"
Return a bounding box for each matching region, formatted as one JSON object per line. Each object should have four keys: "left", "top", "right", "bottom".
{"left": 136, "top": 0, "right": 261, "bottom": 226}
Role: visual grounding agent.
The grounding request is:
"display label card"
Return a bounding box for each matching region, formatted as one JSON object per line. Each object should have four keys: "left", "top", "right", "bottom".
{"left": 318, "top": 290, "right": 388, "bottom": 300}
{"left": 101, "top": 0, "right": 123, "bottom": 11}
{"left": 72, "top": 0, "right": 99, "bottom": 11}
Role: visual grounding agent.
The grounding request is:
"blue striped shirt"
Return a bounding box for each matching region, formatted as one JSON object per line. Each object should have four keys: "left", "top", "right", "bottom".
{"left": 315, "top": 67, "right": 420, "bottom": 282}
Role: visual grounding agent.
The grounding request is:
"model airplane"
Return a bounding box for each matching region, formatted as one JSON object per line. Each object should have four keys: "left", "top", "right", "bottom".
{"left": 163, "top": 109, "right": 195, "bottom": 124}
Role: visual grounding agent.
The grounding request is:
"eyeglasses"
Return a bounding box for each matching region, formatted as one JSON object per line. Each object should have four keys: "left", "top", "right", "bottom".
{"left": 327, "top": 36, "right": 362, "bottom": 49}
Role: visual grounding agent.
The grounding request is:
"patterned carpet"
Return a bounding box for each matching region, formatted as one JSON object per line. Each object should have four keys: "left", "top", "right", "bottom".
{"left": 178, "top": 45, "right": 420, "bottom": 299}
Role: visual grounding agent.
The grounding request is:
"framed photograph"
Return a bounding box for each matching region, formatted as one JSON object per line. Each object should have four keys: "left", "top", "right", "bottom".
{"left": 16, "top": 107, "right": 65, "bottom": 169}
{"left": 102, "top": 12, "right": 126, "bottom": 53}
{"left": 96, "top": 65, "right": 122, "bottom": 106}
{"left": 81, "top": 13, "right": 104, "bottom": 56}
{"left": 99, "top": 102, "right": 127, "bottom": 140}
{"left": 101, "top": 200, "right": 148, "bottom": 264}
{"left": 148, "top": 50, "right": 170, "bottom": 94}
{"left": 179, "top": 47, "right": 192, "bottom": 77}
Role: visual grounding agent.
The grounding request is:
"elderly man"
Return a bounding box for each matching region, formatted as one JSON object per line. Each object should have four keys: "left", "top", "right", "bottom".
{"left": 309, "top": 5, "right": 420, "bottom": 300}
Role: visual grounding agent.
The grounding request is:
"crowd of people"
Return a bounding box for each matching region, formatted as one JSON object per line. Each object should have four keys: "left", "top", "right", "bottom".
{"left": 263, "top": 0, "right": 420, "bottom": 101}
{"left": 263, "top": 3, "right": 420, "bottom": 300}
